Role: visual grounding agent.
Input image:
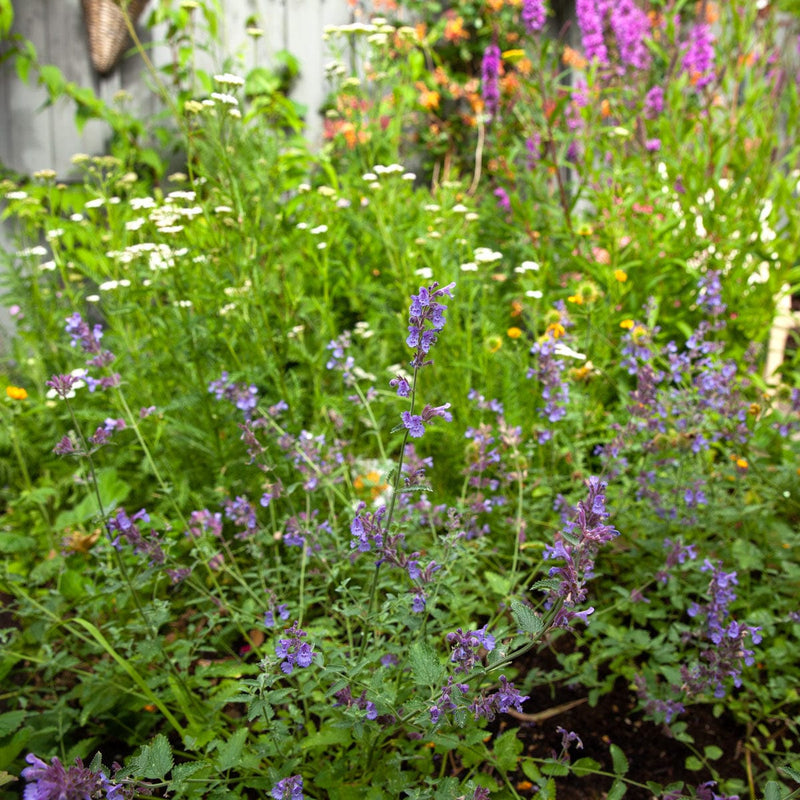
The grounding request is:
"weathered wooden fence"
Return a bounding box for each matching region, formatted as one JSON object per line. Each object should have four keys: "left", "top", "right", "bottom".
{"left": 0, "top": 0, "right": 356, "bottom": 178}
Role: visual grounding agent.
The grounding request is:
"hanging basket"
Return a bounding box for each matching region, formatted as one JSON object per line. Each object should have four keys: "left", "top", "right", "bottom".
{"left": 82, "top": 0, "right": 149, "bottom": 75}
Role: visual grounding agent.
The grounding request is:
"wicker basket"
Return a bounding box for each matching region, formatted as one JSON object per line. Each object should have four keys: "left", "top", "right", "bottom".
{"left": 82, "top": 0, "right": 149, "bottom": 75}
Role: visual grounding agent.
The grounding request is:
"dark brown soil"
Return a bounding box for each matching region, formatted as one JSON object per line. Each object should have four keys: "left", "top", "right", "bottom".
{"left": 495, "top": 674, "right": 748, "bottom": 799}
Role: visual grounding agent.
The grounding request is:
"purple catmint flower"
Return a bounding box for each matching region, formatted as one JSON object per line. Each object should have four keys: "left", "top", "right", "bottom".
{"left": 390, "top": 375, "right": 411, "bottom": 397}
{"left": 186, "top": 509, "right": 223, "bottom": 538}
{"left": 46, "top": 373, "right": 80, "bottom": 399}
{"left": 275, "top": 621, "right": 315, "bottom": 674}
{"left": 223, "top": 495, "right": 258, "bottom": 538}
{"left": 446, "top": 626, "right": 496, "bottom": 673}
{"left": 265, "top": 603, "right": 290, "bottom": 628}
{"left": 208, "top": 372, "right": 258, "bottom": 420}
{"left": 350, "top": 502, "right": 387, "bottom": 552}
{"left": 481, "top": 43, "right": 501, "bottom": 119}
{"left": 522, "top": 0, "right": 546, "bottom": 33}
{"left": 271, "top": 775, "right": 304, "bottom": 800}
{"left": 21, "top": 753, "right": 107, "bottom": 800}
{"left": 65, "top": 313, "right": 116, "bottom": 370}
{"left": 528, "top": 336, "right": 570, "bottom": 440}
{"left": 541, "top": 477, "right": 619, "bottom": 627}
{"left": 575, "top": 0, "right": 608, "bottom": 65}
{"left": 468, "top": 676, "right": 528, "bottom": 721}
{"left": 401, "top": 403, "right": 452, "bottom": 439}
{"left": 405, "top": 281, "right": 456, "bottom": 368}
{"left": 682, "top": 22, "right": 716, "bottom": 90}
{"left": 430, "top": 676, "right": 470, "bottom": 723}
{"left": 107, "top": 507, "right": 164, "bottom": 565}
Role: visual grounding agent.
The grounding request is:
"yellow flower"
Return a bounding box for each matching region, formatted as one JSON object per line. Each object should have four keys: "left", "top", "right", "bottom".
{"left": 567, "top": 294, "right": 584, "bottom": 305}
{"left": 6, "top": 385, "right": 28, "bottom": 400}
{"left": 734, "top": 457, "right": 748, "bottom": 470}
{"left": 486, "top": 335, "right": 503, "bottom": 353}
{"left": 620, "top": 319, "right": 635, "bottom": 330}
{"left": 614, "top": 269, "right": 628, "bottom": 282}
{"left": 545, "top": 322, "right": 565, "bottom": 339}
{"left": 507, "top": 327, "right": 523, "bottom": 339}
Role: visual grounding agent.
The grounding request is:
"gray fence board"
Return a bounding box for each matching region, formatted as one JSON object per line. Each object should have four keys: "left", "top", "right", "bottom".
{"left": 0, "top": 0, "right": 354, "bottom": 177}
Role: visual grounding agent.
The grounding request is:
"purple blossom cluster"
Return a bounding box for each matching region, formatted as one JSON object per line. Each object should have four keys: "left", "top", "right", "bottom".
{"left": 575, "top": 0, "right": 651, "bottom": 72}
{"left": 682, "top": 22, "right": 716, "bottom": 90}
{"left": 271, "top": 775, "right": 304, "bottom": 800}
{"left": 21, "top": 753, "right": 127, "bottom": 800}
{"left": 683, "top": 559, "right": 762, "bottom": 698}
{"left": 521, "top": 0, "right": 546, "bottom": 34}
{"left": 528, "top": 337, "right": 569, "bottom": 443}
{"left": 107, "top": 507, "right": 164, "bottom": 566}
{"left": 275, "top": 621, "right": 316, "bottom": 674}
{"left": 208, "top": 372, "right": 258, "bottom": 420}
{"left": 541, "top": 477, "right": 619, "bottom": 627}
{"left": 223, "top": 494, "right": 258, "bottom": 539}
{"left": 446, "top": 626, "right": 496, "bottom": 674}
{"left": 350, "top": 501, "right": 440, "bottom": 612}
{"left": 333, "top": 685, "right": 378, "bottom": 720}
{"left": 481, "top": 43, "right": 501, "bottom": 119}
{"left": 64, "top": 313, "right": 120, "bottom": 391}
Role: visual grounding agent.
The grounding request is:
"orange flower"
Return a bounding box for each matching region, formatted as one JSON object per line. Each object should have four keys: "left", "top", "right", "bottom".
{"left": 562, "top": 46, "right": 587, "bottom": 70}
{"left": 486, "top": 0, "right": 504, "bottom": 11}
{"left": 443, "top": 14, "right": 469, "bottom": 43}
{"left": 614, "top": 269, "right": 628, "bottom": 283}
{"left": 567, "top": 294, "right": 583, "bottom": 305}
{"left": 600, "top": 98, "right": 611, "bottom": 118}
{"left": 417, "top": 87, "right": 440, "bottom": 111}
{"left": 507, "top": 326, "right": 523, "bottom": 339}
{"left": 510, "top": 299, "right": 524, "bottom": 317}
{"left": 6, "top": 385, "right": 28, "bottom": 400}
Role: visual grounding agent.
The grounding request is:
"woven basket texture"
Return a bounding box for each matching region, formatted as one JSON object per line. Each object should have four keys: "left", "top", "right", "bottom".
{"left": 82, "top": 0, "right": 148, "bottom": 74}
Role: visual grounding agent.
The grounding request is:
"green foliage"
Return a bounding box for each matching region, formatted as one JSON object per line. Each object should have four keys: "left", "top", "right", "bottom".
{"left": 1, "top": 1, "right": 800, "bottom": 799}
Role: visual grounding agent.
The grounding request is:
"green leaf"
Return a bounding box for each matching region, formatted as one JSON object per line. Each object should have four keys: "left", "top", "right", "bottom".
{"left": 763, "top": 780, "right": 782, "bottom": 800}
{"left": 133, "top": 734, "right": 173, "bottom": 780}
{"left": 493, "top": 729, "right": 523, "bottom": 772}
{"left": 541, "top": 760, "right": 570, "bottom": 777}
{"left": 779, "top": 764, "right": 800, "bottom": 784}
{"left": 409, "top": 641, "right": 443, "bottom": 686}
{"left": 607, "top": 778, "right": 628, "bottom": 800}
{"left": 571, "top": 757, "right": 602, "bottom": 777}
{"left": 170, "top": 761, "right": 209, "bottom": 795}
{"left": 0, "top": 533, "right": 35, "bottom": 554}
{"left": 0, "top": 711, "right": 25, "bottom": 737}
{"left": 215, "top": 728, "right": 247, "bottom": 772}
{"left": 610, "top": 743, "right": 629, "bottom": 776}
{"left": 511, "top": 600, "right": 544, "bottom": 636}
{"left": 0, "top": 0, "right": 13, "bottom": 39}
{"left": 703, "top": 745, "right": 723, "bottom": 761}
{"left": 302, "top": 725, "right": 352, "bottom": 750}
{"left": 521, "top": 758, "right": 542, "bottom": 781}
{"left": 685, "top": 756, "right": 703, "bottom": 771}
{"left": 483, "top": 570, "right": 511, "bottom": 597}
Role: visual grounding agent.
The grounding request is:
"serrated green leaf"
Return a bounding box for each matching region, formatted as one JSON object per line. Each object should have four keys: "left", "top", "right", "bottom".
{"left": 511, "top": 600, "right": 544, "bottom": 636}
{"left": 134, "top": 734, "right": 173, "bottom": 780}
{"left": 170, "top": 761, "right": 209, "bottom": 794}
{"left": 302, "top": 725, "right": 352, "bottom": 750}
{"left": 779, "top": 764, "right": 800, "bottom": 785}
{"left": 607, "top": 778, "right": 627, "bottom": 800}
{"left": 541, "top": 760, "right": 570, "bottom": 777}
{"left": 764, "top": 780, "right": 782, "bottom": 800}
{"left": 214, "top": 728, "right": 247, "bottom": 772}
{"left": 493, "top": 729, "right": 523, "bottom": 772}
{"left": 484, "top": 570, "right": 511, "bottom": 597}
{"left": 610, "top": 743, "right": 629, "bottom": 775}
{"left": 685, "top": 755, "right": 703, "bottom": 771}
{"left": 531, "top": 578, "right": 562, "bottom": 593}
{"left": 521, "top": 758, "right": 542, "bottom": 781}
{"left": 0, "top": 710, "right": 26, "bottom": 737}
{"left": 571, "top": 757, "right": 602, "bottom": 777}
{"left": 409, "top": 641, "right": 443, "bottom": 686}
